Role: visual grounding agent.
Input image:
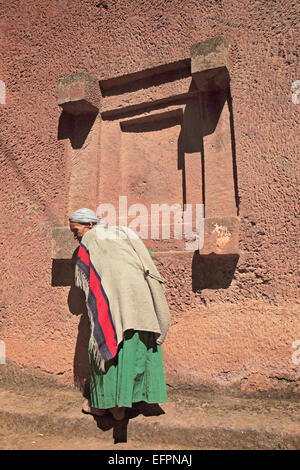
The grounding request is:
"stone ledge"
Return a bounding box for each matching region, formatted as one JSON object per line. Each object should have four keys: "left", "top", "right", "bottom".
{"left": 191, "top": 36, "right": 230, "bottom": 91}
{"left": 200, "top": 216, "right": 239, "bottom": 255}
{"left": 52, "top": 217, "right": 239, "bottom": 259}
{"left": 1, "top": 367, "right": 299, "bottom": 449}
{"left": 58, "top": 72, "right": 101, "bottom": 115}
{"left": 100, "top": 58, "right": 190, "bottom": 91}
{"left": 51, "top": 226, "right": 197, "bottom": 259}
{"left": 101, "top": 76, "right": 194, "bottom": 118}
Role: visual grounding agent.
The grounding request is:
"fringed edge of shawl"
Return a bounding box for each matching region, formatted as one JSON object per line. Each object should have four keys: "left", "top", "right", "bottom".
{"left": 75, "top": 263, "right": 89, "bottom": 295}
{"left": 75, "top": 264, "right": 106, "bottom": 372}
{"left": 89, "top": 336, "right": 106, "bottom": 372}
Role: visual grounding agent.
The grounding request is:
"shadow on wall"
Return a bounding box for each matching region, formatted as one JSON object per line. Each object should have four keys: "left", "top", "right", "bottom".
{"left": 119, "top": 80, "right": 239, "bottom": 219}
{"left": 119, "top": 82, "right": 240, "bottom": 291}
{"left": 52, "top": 248, "right": 91, "bottom": 396}
{"left": 192, "top": 252, "right": 240, "bottom": 291}
{"left": 58, "top": 111, "right": 97, "bottom": 149}
{"left": 184, "top": 81, "right": 240, "bottom": 290}
{"left": 179, "top": 82, "right": 240, "bottom": 215}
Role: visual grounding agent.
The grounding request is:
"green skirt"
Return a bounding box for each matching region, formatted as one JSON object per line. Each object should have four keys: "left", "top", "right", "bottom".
{"left": 88, "top": 329, "right": 168, "bottom": 409}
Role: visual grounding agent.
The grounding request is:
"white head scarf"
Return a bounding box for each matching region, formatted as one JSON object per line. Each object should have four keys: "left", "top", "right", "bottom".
{"left": 69, "top": 208, "right": 99, "bottom": 224}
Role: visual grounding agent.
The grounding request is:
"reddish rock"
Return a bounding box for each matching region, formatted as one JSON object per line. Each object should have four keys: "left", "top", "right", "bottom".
{"left": 58, "top": 72, "right": 101, "bottom": 115}
{"left": 0, "top": 0, "right": 299, "bottom": 394}
{"left": 191, "top": 36, "right": 230, "bottom": 91}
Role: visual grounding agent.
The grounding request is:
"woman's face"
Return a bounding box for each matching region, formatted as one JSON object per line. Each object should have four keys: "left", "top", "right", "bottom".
{"left": 69, "top": 222, "right": 93, "bottom": 243}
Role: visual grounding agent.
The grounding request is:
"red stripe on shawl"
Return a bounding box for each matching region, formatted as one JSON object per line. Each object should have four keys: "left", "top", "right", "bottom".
{"left": 89, "top": 265, "right": 117, "bottom": 358}
{"left": 78, "top": 245, "right": 90, "bottom": 266}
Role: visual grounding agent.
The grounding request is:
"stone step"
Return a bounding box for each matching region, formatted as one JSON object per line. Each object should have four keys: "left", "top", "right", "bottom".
{"left": 1, "top": 361, "right": 299, "bottom": 450}
{"left": 1, "top": 385, "right": 300, "bottom": 450}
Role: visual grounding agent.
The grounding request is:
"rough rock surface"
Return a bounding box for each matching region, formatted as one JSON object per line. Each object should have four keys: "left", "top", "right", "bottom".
{"left": 0, "top": 0, "right": 299, "bottom": 391}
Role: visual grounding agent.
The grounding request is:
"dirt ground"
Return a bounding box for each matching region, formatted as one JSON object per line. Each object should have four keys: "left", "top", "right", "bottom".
{"left": 1, "top": 363, "right": 299, "bottom": 450}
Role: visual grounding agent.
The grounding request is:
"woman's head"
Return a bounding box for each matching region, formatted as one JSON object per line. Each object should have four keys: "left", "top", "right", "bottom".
{"left": 68, "top": 208, "right": 99, "bottom": 243}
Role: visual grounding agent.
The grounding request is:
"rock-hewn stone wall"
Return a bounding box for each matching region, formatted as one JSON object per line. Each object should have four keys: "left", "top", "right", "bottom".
{"left": 0, "top": 0, "right": 299, "bottom": 392}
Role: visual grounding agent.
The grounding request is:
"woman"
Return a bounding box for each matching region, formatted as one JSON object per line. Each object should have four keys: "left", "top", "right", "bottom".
{"left": 69, "top": 208, "right": 170, "bottom": 421}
